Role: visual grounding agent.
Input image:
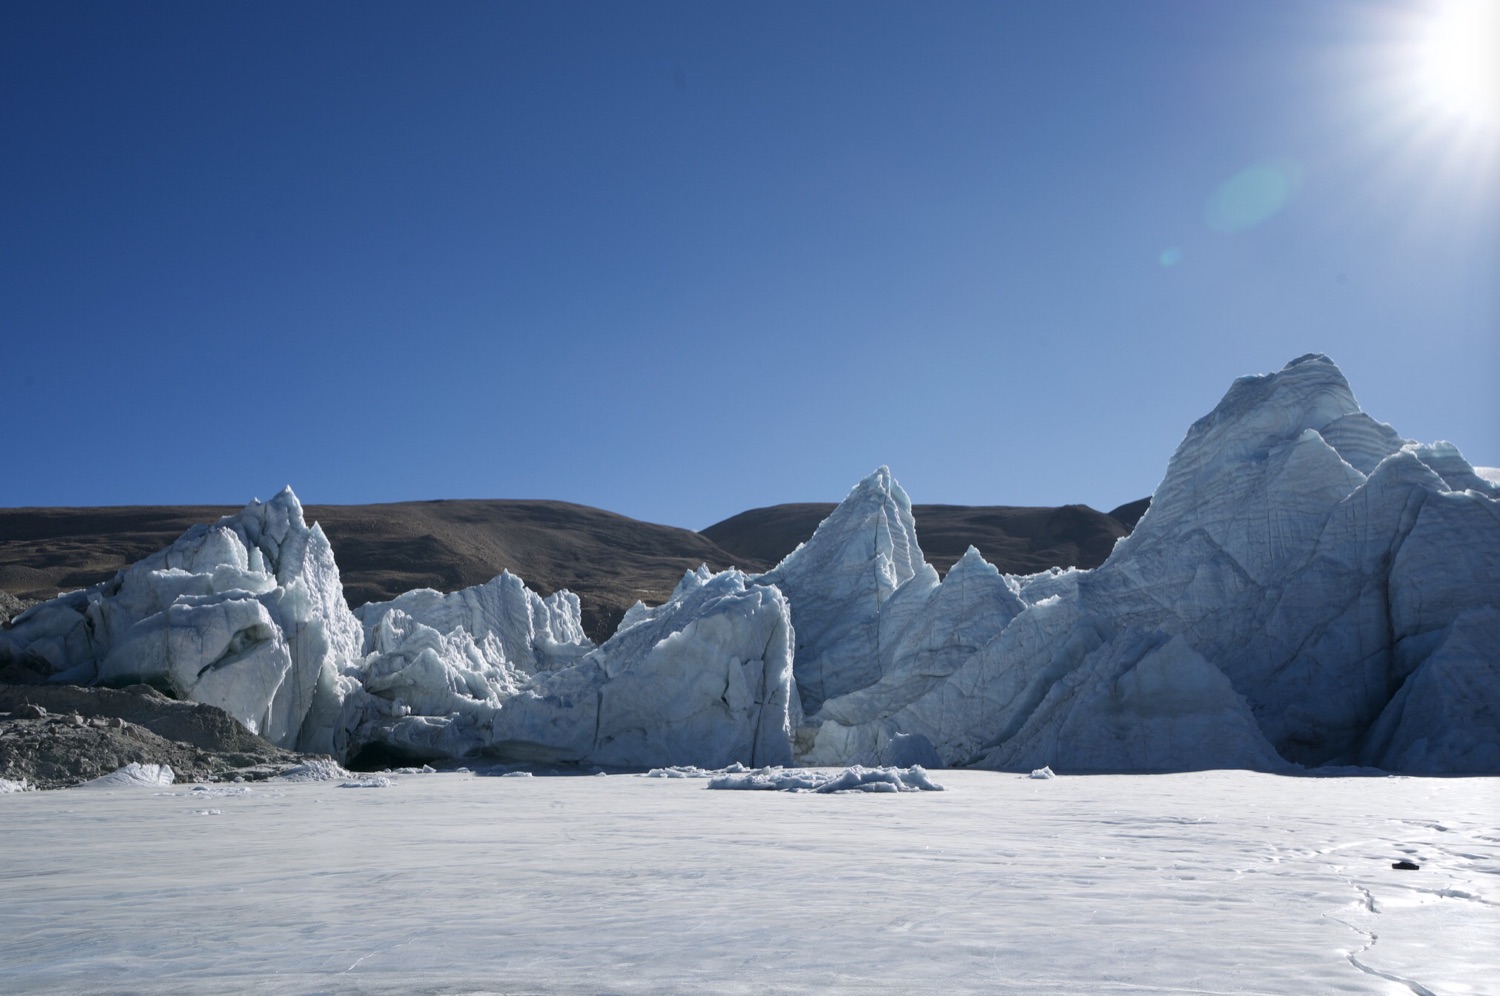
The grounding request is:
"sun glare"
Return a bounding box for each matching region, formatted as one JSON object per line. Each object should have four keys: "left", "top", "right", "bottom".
{"left": 1416, "top": 0, "right": 1500, "bottom": 127}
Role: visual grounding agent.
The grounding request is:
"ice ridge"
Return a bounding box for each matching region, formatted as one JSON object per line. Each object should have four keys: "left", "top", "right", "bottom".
{"left": 1, "top": 356, "right": 1494, "bottom": 774}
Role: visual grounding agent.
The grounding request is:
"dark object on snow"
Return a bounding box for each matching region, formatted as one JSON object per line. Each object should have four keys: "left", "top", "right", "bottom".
{"left": 1391, "top": 860, "right": 1420, "bottom": 870}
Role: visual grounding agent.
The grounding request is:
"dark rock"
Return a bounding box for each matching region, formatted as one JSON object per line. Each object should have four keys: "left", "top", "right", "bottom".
{"left": 0, "top": 684, "right": 277, "bottom": 754}
{"left": 0, "top": 590, "right": 27, "bottom": 626}
{"left": 1392, "top": 860, "right": 1420, "bottom": 870}
{"left": 0, "top": 682, "right": 313, "bottom": 789}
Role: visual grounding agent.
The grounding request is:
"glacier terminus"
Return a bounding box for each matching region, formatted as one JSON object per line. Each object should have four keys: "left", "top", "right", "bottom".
{"left": 3, "top": 355, "right": 1496, "bottom": 774}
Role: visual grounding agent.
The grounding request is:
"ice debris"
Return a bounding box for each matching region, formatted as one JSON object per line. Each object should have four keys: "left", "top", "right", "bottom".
{"left": 1029, "top": 767, "right": 1055, "bottom": 780}
{"left": 159, "top": 785, "right": 259, "bottom": 799}
{"left": 707, "top": 764, "right": 945, "bottom": 793}
{"left": 274, "top": 758, "right": 354, "bottom": 782}
{"left": 338, "top": 776, "right": 394, "bottom": 788}
{"left": 76, "top": 763, "right": 175, "bottom": 788}
{"left": 644, "top": 763, "right": 751, "bottom": 779}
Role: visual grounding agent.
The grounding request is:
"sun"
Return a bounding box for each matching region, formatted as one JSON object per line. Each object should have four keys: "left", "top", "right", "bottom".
{"left": 1415, "top": 0, "right": 1500, "bottom": 127}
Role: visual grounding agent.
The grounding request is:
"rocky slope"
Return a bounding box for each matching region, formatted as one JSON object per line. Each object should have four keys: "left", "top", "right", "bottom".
{"left": 0, "top": 684, "right": 308, "bottom": 789}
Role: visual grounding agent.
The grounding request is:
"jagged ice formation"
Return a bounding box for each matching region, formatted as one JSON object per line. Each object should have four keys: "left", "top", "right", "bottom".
{"left": 1, "top": 355, "right": 1494, "bottom": 773}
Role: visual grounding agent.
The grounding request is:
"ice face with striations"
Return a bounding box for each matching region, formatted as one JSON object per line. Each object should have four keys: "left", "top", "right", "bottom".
{"left": 1081, "top": 356, "right": 1500, "bottom": 770}
{"left": 795, "top": 355, "right": 1499, "bottom": 774}
{"left": 757, "top": 466, "right": 927, "bottom": 716}
{"left": 0, "top": 488, "right": 363, "bottom": 756}
{"left": 566, "top": 567, "right": 796, "bottom": 769}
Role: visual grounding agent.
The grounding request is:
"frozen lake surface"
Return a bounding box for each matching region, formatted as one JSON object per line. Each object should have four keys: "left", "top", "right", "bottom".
{"left": 2, "top": 769, "right": 1495, "bottom": 994}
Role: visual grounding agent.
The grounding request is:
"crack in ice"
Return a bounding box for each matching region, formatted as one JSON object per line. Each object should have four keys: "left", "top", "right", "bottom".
{"left": 1325, "top": 873, "right": 1438, "bottom": 996}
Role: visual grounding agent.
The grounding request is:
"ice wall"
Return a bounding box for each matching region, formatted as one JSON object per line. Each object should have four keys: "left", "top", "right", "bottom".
{"left": 758, "top": 466, "right": 925, "bottom": 715}
{"left": 0, "top": 497, "right": 796, "bottom": 770}
{"left": 344, "top": 566, "right": 797, "bottom": 769}
{"left": 3, "top": 355, "right": 1493, "bottom": 774}
{"left": 793, "top": 355, "right": 1500, "bottom": 773}
{"left": 0, "top": 489, "right": 363, "bottom": 755}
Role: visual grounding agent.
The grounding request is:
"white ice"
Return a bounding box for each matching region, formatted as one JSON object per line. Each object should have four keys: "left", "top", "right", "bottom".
{"left": 3, "top": 354, "right": 1496, "bottom": 774}
{"left": 705, "top": 763, "right": 944, "bottom": 792}
{"left": 1, "top": 770, "right": 1494, "bottom": 994}
{"left": 0, "top": 488, "right": 364, "bottom": 756}
{"left": 273, "top": 758, "right": 355, "bottom": 782}
{"left": 74, "top": 762, "right": 175, "bottom": 788}
{"left": 756, "top": 465, "right": 928, "bottom": 715}
{"left": 793, "top": 356, "right": 1500, "bottom": 774}
{"left": 0, "top": 506, "right": 797, "bottom": 772}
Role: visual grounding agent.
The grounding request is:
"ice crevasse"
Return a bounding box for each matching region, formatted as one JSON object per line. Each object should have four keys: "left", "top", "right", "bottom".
{"left": 1, "top": 354, "right": 1495, "bottom": 773}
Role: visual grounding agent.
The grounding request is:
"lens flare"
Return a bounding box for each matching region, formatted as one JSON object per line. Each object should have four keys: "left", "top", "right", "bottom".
{"left": 1417, "top": 0, "right": 1500, "bottom": 127}
{"left": 1204, "top": 160, "right": 1304, "bottom": 234}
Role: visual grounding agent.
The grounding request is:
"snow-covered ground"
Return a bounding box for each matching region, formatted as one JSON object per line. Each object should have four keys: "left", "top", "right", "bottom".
{"left": 2, "top": 770, "right": 1495, "bottom": 994}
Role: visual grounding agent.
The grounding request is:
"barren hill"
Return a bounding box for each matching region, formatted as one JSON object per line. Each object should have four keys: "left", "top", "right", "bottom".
{"left": 0, "top": 500, "right": 751, "bottom": 641}
{"left": 1, "top": 496, "right": 1145, "bottom": 642}
{"left": 702, "top": 502, "right": 1136, "bottom": 577}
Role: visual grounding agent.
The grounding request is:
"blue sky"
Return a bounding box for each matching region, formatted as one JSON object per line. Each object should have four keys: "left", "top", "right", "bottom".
{"left": 3, "top": 1, "right": 1496, "bottom": 529}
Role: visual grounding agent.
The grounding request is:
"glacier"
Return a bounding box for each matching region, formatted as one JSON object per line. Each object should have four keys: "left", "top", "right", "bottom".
{"left": 0, "top": 496, "right": 797, "bottom": 770}
{"left": 2, "top": 354, "right": 1495, "bottom": 774}
{"left": 0, "top": 489, "right": 364, "bottom": 757}
{"left": 342, "top": 564, "right": 797, "bottom": 768}
{"left": 792, "top": 355, "right": 1498, "bottom": 773}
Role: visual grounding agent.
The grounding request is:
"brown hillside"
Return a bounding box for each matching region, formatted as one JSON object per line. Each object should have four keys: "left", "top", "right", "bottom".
{"left": 1, "top": 494, "right": 1145, "bottom": 642}
{"left": 0, "top": 500, "right": 756, "bottom": 642}
{"left": 703, "top": 502, "right": 1137, "bottom": 577}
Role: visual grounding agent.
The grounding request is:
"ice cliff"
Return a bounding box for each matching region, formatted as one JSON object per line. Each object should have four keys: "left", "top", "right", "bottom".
{"left": 794, "top": 355, "right": 1499, "bottom": 773}
{"left": 757, "top": 465, "right": 929, "bottom": 715}
{"left": 343, "top": 565, "right": 796, "bottom": 769}
{"left": 0, "top": 495, "right": 796, "bottom": 769}
{"left": 0, "top": 489, "right": 362, "bottom": 756}
{"left": 2, "top": 355, "right": 1494, "bottom": 773}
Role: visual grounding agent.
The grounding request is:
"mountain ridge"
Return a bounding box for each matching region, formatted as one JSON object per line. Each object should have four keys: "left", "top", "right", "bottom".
{"left": 1, "top": 496, "right": 1145, "bottom": 641}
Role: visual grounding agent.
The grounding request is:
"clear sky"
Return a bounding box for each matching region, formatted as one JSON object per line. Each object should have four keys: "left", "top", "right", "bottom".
{"left": 3, "top": 1, "right": 1496, "bottom": 530}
